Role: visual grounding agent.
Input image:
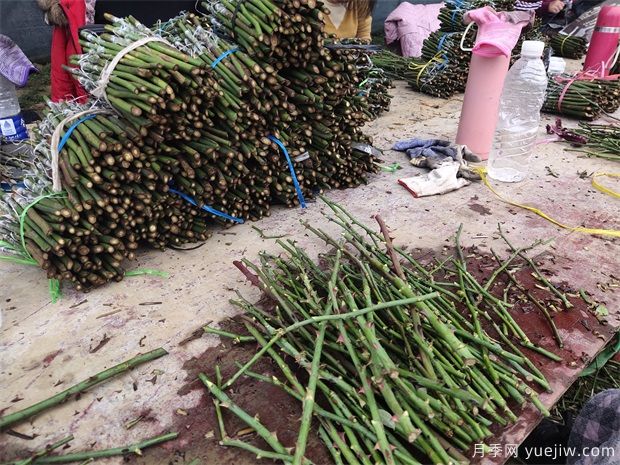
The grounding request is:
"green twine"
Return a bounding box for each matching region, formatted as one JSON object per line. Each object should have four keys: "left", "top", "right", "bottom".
{"left": 49, "top": 279, "right": 62, "bottom": 303}
{"left": 8, "top": 193, "right": 167, "bottom": 302}
{"left": 8, "top": 193, "right": 66, "bottom": 303}
{"left": 18, "top": 192, "right": 67, "bottom": 260}
{"left": 1, "top": 238, "right": 61, "bottom": 301}
{"left": 125, "top": 269, "right": 169, "bottom": 278}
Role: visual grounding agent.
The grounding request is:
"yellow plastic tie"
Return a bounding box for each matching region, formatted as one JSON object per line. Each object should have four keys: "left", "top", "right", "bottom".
{"left": 473, "top": 167, "right": 620, "bottom": 238}
{"left": 560, "top": 34, "right": 570, "bottom": 57}
{"left": 591, "top": 172, "right": 620, "bottom": 199}
{"left": 410, "top": 52, "right": 445, "bottom": 87}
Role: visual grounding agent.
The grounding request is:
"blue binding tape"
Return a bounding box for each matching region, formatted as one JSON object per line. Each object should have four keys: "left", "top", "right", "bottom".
{"left": 268, "top": 135, "right": 306, "bottom": 209}
{"left": 1, "top": 181, "right": 26, "bottom": 192}
{"left": 437, "top": 33, "right": 449, "bottom": 52}
{"left": 450, "top": 0, "right": 463, "bottom": 25}
{"left": 437, "top": 55, "right": 449, "bottom": 71}
{"left": 211, "top": 48, "right": 240, "bottom": 69}
{"left": 57, "top": 114, "right": 98, "bottom": 153}
{"left": 169, "top": 187, "right": 244, "bottom": 224}
{"left": 451, "top": 8, "right": 460, "bottom": 25}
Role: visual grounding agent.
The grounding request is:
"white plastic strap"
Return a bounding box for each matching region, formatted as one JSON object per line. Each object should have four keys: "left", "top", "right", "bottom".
{"left": 91, "top": 36, "right": 172, "bottom": 106}
{"left": 50, "top": 109, "right": 113, "bottom": 192}
{"left": 460, "top": 22, "right": 476, "bottom": 52}
{"left": 294, "top": 152, "right": 310, "bottom": 162}
{"left": 606, "top": 42, "right": 620, "bottom": 72}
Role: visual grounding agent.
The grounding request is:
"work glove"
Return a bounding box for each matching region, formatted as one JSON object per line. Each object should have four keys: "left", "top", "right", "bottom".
{"left": 392, "top": 138, "right": 481, "bottom": 179}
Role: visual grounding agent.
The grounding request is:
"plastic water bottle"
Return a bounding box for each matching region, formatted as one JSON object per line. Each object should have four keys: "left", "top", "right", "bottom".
{"left": 548, "top": 57, "right": 566, "bottom": 76}
{"left": 487, "top": 41, "right": 548, "bottom": 183}
{"left": 0, "top": 74, "right": 28, "bottom": 142}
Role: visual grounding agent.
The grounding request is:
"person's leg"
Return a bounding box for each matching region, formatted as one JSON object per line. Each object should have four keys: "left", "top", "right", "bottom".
{"left": 567, "top": 389, "right": 620, "bottom": 465}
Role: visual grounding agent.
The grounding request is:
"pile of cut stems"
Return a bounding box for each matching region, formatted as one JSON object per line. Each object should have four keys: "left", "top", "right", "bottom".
{"left": 1, "top": 5, "right": 386, "bottom": 289}
{"left": 201, "top": 199, "right": 566, "bottom": 465}
{"left": 543, "top": 76, "right": 620, "bottom": 120}
{"left": 0, "top": 101, "right": 212, "bottom": 288}
{"left": 202, "top": 0, "right": 327, "bottom": 68}
{"left": 371, "top": 50, "right": 461, "bottom": 98}
{"left": 373, "top": 0, "right": 548, "bottom": 99}
{"left": 550, "top": 34, "right": 588, "bottom": 59}
{"left": 573, "top": 122, "right": 620, "bottom": 160}
{"left": 438, "top": 0, "right": 515, "bottom": 32}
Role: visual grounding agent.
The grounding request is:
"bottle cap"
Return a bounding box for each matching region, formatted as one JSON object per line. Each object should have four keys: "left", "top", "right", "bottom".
{"left": 521, "top": 40, "right": 545, "bottom": 57}
{"left": 548, "top": 57, "right": 566, "bottom": 75}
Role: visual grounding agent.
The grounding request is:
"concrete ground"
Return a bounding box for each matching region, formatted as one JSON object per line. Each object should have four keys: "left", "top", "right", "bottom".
{"left": 1, "top": 80, "right": 619, "bottom": 464}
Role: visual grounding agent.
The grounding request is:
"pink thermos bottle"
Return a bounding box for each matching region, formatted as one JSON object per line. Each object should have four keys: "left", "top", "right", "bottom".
{"left": 455, "top": 8, "right": 532, "bottom": 160}
{"left": 583, "top": 5, "right": 620, "bottom": 76}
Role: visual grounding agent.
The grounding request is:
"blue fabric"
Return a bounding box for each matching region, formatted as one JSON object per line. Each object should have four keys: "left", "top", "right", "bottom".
{"left": 211, "top": 48, "right": 239, "bottom": 69}
{"left": 168, "top": 187, "right": 244, "bottom": 224}
{"left": 392, "top": 138, "right": 457, "bottom": 159}
{"left": 393, "top": 138, "right": 451, "bottom": 151}
{"left": 57, "top": 115, "right": 98, "bottom": 153}
{"left": 268, "top": 135, "right": 307, "bottom": 209}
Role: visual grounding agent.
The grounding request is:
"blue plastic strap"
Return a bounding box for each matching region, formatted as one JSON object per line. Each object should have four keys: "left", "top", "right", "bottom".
{"left": 268, "top": 135, "right": 306, "bottom": 209}
{"left": 450, "top": 0, "right": 464, "bottom": 25}
{"left": 58, "top": 114, "right": 98, "bottom": 153}
{"left": 438, "top": 55, "right": 449, "bottom": 70}
{"left": 451, "top": 8, "right": 460, "bottom": 26}
{"left": 168, "top": 187, "right": 244, "bottom": 224}
{"left": 437, "top": 33, "right": 449, "bottom": 52}
{"left": 211, "top": 48, "right": 240, "bottom": 69}
{"left": 1, "top": 181, "right": 26, "bottom": 192}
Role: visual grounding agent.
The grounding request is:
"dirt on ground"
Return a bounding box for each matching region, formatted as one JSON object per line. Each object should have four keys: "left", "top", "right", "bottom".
{"left": 130, "top": 315, "right": 331, "bottom": 465}
{"left": 16, "top": 63, "right": 50, "bottom": 115}
{"left": 123, "top": 244, "right": 613, "bottom": 465}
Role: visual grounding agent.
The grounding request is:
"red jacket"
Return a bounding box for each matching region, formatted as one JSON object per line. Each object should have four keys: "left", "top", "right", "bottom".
{"left": 51, "top": 0, "right": 88, "bottom": 102}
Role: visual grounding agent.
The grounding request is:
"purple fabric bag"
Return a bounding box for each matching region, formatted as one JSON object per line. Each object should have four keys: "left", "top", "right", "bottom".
{"left": 0, "top": 34, "right": 37, "bottom": 87}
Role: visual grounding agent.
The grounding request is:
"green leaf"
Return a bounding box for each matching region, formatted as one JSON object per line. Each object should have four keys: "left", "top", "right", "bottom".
{"left": 580, "top": 333, "right": 620, "bottom": 377}
{"left": 377, "top": 409, "right": 396, "bottom": 429}
{"left": 595, "top": 305, "right": 609, "bottom": 317}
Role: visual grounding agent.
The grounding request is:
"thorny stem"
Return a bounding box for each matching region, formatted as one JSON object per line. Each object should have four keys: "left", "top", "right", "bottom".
{"left": 498, "top": 225, "right": 573, "bottom": 309}
{"left": 0, "top": 348, "right": 168, "bottom": 430}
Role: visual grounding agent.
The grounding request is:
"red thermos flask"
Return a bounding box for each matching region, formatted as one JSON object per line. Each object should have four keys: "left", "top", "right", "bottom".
{"left": 583, "top": 5, "right": 620, "bottom": 76}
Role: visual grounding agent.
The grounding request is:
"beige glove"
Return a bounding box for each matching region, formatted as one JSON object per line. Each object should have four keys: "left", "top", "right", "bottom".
{"left": 398, "top": 162, "right": 470, "bottom": 197}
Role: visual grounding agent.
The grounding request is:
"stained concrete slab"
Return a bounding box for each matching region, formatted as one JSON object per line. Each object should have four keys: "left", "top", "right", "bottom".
{"left": 1, "top": 80, "right": 619, "bottom": 464}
